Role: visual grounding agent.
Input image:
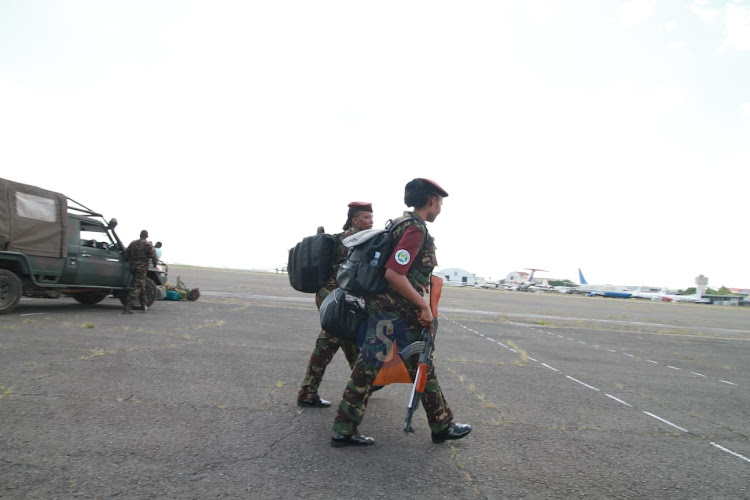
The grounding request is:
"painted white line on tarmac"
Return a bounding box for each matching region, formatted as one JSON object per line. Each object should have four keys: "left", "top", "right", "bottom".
{"left": 710, "top": 442, "right": 750, "bottom": 463}
{"left": 605, "top": 394, "right": 631, "bottom": 407}
{"left": 448, "top": 316, "right": 750, "bottom": 465}
{"left": 624, "top": 353, "right": 635, "bottom": 358}
{"left": 643, "top": 412, "right": 688, "bottom": 433}
{"left": 566, "top": 376, "right": 600, "bottom": 392}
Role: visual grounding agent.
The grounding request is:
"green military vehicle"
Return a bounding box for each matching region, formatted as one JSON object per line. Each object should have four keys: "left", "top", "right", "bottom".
{"left": 0, "top": 177, "right": 168, "bottom": 314}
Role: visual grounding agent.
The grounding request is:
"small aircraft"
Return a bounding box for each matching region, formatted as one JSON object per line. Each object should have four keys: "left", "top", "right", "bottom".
{"left": 630, "top": 286, "right": 668, "bottom": 300}
{"left": 476, "top": 278, "right": 504, "bottom": 289}
{"left": 630, "top": 285, "right": 709, "bottom": 303}
{"left": 506, "top": 268, "right": 549, "bottom": 291}
{"left": 659, "top": 290, "right": 710, "bottom": 303}
{"left": 528, "top": 278, "right": 559, "bottom": 293}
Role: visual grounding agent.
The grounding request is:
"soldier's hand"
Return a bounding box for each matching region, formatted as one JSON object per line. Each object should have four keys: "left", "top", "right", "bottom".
{"left": 417, "top": 304, "right": 433, "bottom": 328}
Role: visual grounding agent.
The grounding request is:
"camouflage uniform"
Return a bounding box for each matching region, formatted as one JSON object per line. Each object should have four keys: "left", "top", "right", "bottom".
{"left": 123, "top": 238, "right": 158, "bottom": 311}
{"left": 297, "top": 228, "right": 361, "bottom": 402}
{"left": 332, "top": 212, "right": 453, "bottom": 435}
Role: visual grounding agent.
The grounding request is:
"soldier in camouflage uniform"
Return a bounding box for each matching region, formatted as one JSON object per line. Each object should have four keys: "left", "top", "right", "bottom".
{"left": 331, "top": 179, "right": 472, "bottom": 447}
{"left": 297, "top": 202, "right": 374, "bottom": 407}
{"left": 122, "top": 230, "right": 159, "bottom": 314}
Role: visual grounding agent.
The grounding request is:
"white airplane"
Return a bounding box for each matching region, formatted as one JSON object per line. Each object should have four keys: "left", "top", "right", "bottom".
{"left": 506, "top": 268, "right": 549, "bottom": 291}
{"left": 529, "top": 278, "right": 559, "bottom": 292}
{"left": 578, "top": 268, "right": 633, "bottom": 298}
{"left": 659, "top": 290, "right": 710, "bottom": 303}
{"left": 630, "top": 286, "right": 668, "bottom": 301}
{"left": 631, "top": 285, "right": 709, "bottom": 303}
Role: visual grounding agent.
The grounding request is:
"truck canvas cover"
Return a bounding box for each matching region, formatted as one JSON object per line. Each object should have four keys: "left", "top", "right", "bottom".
{"left": 0, "top": 177, "right": 68, "bottom": 258}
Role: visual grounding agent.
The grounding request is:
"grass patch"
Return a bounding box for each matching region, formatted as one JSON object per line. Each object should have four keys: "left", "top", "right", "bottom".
{"left": 80, "top": 348, "right": 118, "bottom": 360}
{"left": 507, "top": 341, "right": 529, "bottom": 366}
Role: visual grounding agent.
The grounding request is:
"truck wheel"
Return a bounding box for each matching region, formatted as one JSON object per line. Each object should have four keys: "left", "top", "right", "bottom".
{"left": 74, "top": 292, "right": 109, "bottom": 305}
{"left": 0, "top": 269, "right": 23, "bottom": 315}
{"left": 119, "top": 278, "right": 157, "bottom": 308}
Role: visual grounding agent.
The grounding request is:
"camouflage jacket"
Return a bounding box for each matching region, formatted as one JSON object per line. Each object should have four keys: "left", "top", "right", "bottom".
{"left": 124, "top": 239, "right": 158, "bottom": 269}
{"left": 365, "top": 211, "right": 436, "bottom": 331}
{"left": 315, "top": 227, "right": 359, "bottom": 308}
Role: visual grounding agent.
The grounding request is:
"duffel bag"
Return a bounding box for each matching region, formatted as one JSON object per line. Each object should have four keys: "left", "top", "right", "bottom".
{"left": 319, "top": 288, "right": 367, "bottom": 343}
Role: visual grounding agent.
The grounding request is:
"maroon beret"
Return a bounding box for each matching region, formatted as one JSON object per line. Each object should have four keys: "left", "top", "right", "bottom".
{"left": 347, "top": 201, "right": 373, "bottom": 212}
{"left": 418, "top": 178, "right": 449, "bottom": 197}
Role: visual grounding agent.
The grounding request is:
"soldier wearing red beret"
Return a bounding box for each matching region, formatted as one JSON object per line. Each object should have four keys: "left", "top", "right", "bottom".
{"left": 331, "top": 178, "right": 471, "bottom": 446}
{"left": 297, "top": 201, "right": 374, "bottom": 407}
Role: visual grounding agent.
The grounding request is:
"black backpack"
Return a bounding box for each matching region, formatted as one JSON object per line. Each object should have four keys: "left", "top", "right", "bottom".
{"left": 288, "top": 227, "right": 337, "bottom": 293}
{"left": 336, "top": 217, "right": 425, "bottom": 297}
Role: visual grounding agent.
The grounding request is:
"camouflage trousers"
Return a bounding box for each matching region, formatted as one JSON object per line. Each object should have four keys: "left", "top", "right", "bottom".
{"left": 332, "top": 315, "right": 453, "bottom": 435}
{"left": 125, "top": 266, "right": 148, "bottom": 310}
{"left": 297, "top": 329, "right": 359, "bottom": 401}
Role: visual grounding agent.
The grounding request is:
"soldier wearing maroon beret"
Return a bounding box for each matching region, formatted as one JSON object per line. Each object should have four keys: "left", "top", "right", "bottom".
{"left": 331, "top": 178, "right": 472, "bottom": 446}
{"left": 297, "top": 201, "right": 374, "bottom": 407}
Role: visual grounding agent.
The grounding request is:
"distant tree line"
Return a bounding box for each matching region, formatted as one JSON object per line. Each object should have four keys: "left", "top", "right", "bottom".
{"left": 549, "top": 279, "right": 577, "bottom": 287}
{"left": 679, "top": 286, "right": 736, "bottom": 295}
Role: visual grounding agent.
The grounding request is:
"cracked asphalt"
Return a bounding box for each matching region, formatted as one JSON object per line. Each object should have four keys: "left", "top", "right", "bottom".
{"left": 1, "top": 267, "right": 748, "bottom": 499}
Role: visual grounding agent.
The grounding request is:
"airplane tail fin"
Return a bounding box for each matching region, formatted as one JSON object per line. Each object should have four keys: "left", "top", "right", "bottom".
{"left": 578, "top": 268, "right": 588, "bottom": 285}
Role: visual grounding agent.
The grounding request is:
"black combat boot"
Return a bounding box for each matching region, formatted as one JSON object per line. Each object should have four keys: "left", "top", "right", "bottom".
{"left": 331, "top": 432, "right": 375, "bottom": 447}
{"left": 297, "top": 395, "right": 332, "bottom": 407}
{"left": 431, "top": 422, "right": 472, "bottom": 443}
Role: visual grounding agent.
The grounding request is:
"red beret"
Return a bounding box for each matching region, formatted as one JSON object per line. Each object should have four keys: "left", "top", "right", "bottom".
{"left": 348, "top": 201, "right": 373, "bottom": 212}
{"left": 418, "top": 178, "right": 449, "bottom": 197}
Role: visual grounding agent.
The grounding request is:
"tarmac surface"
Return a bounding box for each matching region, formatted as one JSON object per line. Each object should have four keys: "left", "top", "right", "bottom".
{"left": 1, "top": 266, "right": 748, "bottom": 499}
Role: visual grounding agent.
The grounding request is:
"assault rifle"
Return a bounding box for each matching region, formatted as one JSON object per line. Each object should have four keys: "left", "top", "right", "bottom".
{"left": 403, "top": 318, "right": 438, "bottom": 433}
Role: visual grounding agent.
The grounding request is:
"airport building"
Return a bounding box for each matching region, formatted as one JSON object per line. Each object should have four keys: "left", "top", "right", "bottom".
{"left": 436, "top": 268, "right": 476, "bottom": 286}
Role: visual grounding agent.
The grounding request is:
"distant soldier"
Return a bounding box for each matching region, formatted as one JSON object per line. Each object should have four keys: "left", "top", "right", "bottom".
{"left": 123, "top": 230, "right": 158, "bottom": 314}
{"left": 297, "top": 202, "right": 374, "bottom": 407}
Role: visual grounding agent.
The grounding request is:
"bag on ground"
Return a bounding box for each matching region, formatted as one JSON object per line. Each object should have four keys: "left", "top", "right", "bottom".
{"left": 319, "top": 288, "right": 367, "bottom": 343}
{"left": 288, "top": 226, "right": 337, "bottom": 293}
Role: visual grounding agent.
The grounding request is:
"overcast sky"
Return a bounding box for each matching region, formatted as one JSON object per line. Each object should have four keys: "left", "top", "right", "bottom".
{"left": 2, "top": 0, "right": 749, "bottom": 290}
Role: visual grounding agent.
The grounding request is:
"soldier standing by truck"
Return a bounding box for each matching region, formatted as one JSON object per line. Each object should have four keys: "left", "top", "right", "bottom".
{"left": 123, "top": 230, "right": 159, "bottom": 314}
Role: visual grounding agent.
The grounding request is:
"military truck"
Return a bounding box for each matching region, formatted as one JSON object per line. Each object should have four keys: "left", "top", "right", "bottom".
{"left": 0, "top": 177, "right": 168, "bottom": 314}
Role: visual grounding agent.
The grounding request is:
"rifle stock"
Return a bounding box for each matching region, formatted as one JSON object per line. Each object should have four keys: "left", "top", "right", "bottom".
{"left": 404, "top": 318, "right": 438, "bottom": 433}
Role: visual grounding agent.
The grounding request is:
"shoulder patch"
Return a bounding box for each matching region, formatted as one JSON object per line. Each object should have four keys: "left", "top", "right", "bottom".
{"left": 394, "top": 249, "right": 411, "bottom": 266}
